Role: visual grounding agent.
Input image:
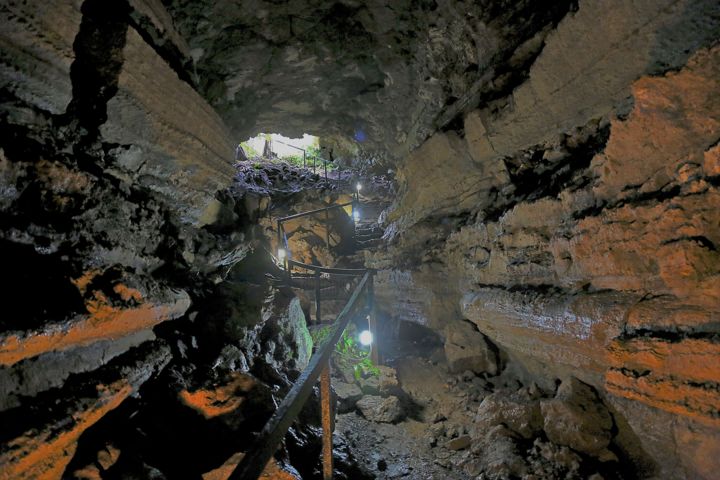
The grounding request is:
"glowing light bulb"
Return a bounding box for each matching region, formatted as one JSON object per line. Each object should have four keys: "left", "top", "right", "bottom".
{"left": 356, "top": 182, "right": 362, "bottom": 192}
{"left": 359, "top": 330, "right": 373, "bottom": 346}
{"left": 277, "top": 248, "right": 286, "bottom": 260}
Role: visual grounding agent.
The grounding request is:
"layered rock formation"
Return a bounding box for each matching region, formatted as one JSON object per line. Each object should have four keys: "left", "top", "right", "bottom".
{"left": 0, "top": 0, "right": 284, "bottom": 477}
{"left": 372, "top": 1, "right": 720, "bottom": 478}
{"left": 1, "top": 0, "right": 719, "bottom": 478}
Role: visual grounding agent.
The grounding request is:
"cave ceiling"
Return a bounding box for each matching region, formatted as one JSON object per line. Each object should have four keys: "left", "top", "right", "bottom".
{"left": 162, "top": 0, "right": 577, "bottom": 156}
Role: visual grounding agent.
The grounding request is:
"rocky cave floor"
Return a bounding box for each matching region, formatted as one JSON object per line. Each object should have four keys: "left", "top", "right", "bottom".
{"left": 258, "top": 165, "right": 631, "bottom": 480}
{"left": 330, "top": 335, "right": 626, "bottom": 480}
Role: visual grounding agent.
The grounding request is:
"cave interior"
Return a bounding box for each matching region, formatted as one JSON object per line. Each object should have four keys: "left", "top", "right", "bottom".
{"left": 1, "top": 0, "right": 719, "bottom": 479}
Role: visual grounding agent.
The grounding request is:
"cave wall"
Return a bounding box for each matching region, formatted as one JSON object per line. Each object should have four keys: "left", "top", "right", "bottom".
{"left": 372, "top": 1, "right": 720, "bottom": 478}
{"left": 0, "top": 0, "right": 243, "bottom": 477}
{"left": 1, "top": 0, "right": 719, "bottom": 478}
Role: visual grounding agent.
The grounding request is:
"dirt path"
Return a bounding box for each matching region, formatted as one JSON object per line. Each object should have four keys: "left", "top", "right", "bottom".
{"left": 336, "top": 412, "right": 467, "bottom": 479}
{"left": 333, "top": 351, "right": 475, "bottom": 479}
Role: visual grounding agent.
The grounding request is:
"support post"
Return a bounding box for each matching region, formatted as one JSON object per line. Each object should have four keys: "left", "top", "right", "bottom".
{"left": 276, "top": 220, "right": 282, "bottom": 256}
{"left": 324, "top": 160, "right": 328, "bottom": 180}
{"left": 325, "top": 209, "right": 330, "bottom": 249}
{"left": 368, "top": 272, "right": 380, "bottom": 365}
{"left": 320, "top": 362, "right": 333, "bottom": 480}
{"left": 315, "top": 269, "right": 321, "bottom": 324}
{"left": 352, "top": 199, "right": 358, "bottom": 244}
{"left": 303, "top": 150, "right": 306, "bottom": 169}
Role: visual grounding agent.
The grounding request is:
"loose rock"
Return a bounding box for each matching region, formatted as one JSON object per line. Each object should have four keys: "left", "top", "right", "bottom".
{"left": 334, "top": 381, "right": 363, "bottom": 413}
{"left": 540, "top": 377, "right": 614, "bottom": 458}
{"left": 356, "top": 395, "right": 404, "bottom": 423}
{"left": 444, "top": 320, "right": 498, "bottom": 375}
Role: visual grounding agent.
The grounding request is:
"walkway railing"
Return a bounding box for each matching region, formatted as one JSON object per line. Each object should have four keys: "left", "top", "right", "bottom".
{"left": 270, "top": 139, "right": 331, "bottom": 179}
{"left": 231, "top": 192, "right": 378, "bottom": 480}
{"left": 276, "top": 196, "right": 359, "bottom": 278}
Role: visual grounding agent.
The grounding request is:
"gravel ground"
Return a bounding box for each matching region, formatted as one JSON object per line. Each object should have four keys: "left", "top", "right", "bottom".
{"left": 336, "top": 412, "right": 468, "bottom": 480}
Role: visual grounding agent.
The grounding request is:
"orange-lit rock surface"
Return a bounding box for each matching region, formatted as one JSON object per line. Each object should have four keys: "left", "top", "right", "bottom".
{"left": 379, "top": 35, "right": 720, "bottom": 480}
{"left": 449, "top": 44, "right": 719, "bottom": 400}
{"left": 202, "top": 452, "right": 300, "bottom": 480}
{"left": 0, "top": 284, "right": 189, "bottom": 367}
{"left": 0, "top": 381, "right": 132, "bottom": 480}
{"left": 179, "top": 372, "right": 256, "bottom": 419}
{"left": 1, "top": 0, "right": 719, "bottom": 477}
{"left": 607, "top": 337, "right": 720, "bottom": 427}
{"left": 0, "top": 343, "right": 170, "bottom": 480}
{"left": 260, "top": 190, "right": 356, "bottom": 266}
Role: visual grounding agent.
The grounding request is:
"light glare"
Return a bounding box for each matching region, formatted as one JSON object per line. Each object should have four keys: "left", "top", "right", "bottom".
{"left": 356, "top": 183, "right": 362, "bottom": 191}
{"left": 277, "top": 248, "right": 286, "bottom": 260}
{"left": 359, "top": 330, "right": 373, "bottom": 346}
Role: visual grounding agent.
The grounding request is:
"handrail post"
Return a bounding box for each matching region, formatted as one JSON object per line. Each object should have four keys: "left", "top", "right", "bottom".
{"left": 324, "top": 160, "right": 327, "bottom": 180}
{"left": 325, "top": 208, "right": 330, "bottom": 250}
{"left": 303, "top": 150, "right": 306, "bottom": 169}
{"left": 276, "top": 219, "right": 282, "bottom": 257}
{"left": 315, "top": 268, "right": 321, "bottom": 324}
{"left": 352, "top": 198, "right": 357, "bottom": 244}
{"left": 368, "top": 271, "right": 380, "bottom": 365}
{"left": 320, "top": 361, "right": 333, "bottom": 479}
{"left": 277, "top": 220, "right": 291, "bottom": 281}
{"left": 228, "top": 272, "right": 370, "bottom": 480}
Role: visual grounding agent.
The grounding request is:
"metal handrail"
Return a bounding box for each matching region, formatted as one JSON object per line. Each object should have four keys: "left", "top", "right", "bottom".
{"left": 276, "top": 199, "right": 359, "bottom": 271}
{"left": 229, "top": 271, "right": 373, "bottom": 480}
{"left": 278, "top": 201, "right": 354, "bottom": 222}
{"left": 241, "top": 189, "right": 376, "bottom": 480}
{"left": 286, "top": 259, "right": 366, "bottom": 275}
{"left": 267, "top": 139, "right": 331, "bottom": 178}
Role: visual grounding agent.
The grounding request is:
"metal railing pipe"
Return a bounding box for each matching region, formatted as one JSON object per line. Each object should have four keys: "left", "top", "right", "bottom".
{"left": 229, "top": 272, "right": 371, "bottom": 480}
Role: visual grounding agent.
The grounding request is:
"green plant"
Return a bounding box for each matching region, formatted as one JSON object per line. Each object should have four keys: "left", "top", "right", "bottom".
{"left": 240, "top": 141, "right": 260, "bottom": 158}
{"left": 310, "top": 324, "right": 379, "bottom": 380}
{"left": 310, "top": 324, "right": 332, "bottom": 346}
{"left": 282, "top": 154, "right": 306, "bottom": 168}
{"left": 303, "top": 145, "right": 338, "bottom": 171}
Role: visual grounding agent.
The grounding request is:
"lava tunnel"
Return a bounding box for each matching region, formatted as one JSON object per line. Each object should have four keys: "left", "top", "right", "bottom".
{"left": 1, "top": 0, "right": 719, "bottom": 479}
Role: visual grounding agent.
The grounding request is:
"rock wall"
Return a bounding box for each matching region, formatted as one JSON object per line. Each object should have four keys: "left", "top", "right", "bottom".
{"left": 2, "top": 0, "right": 719, "bottom": 477}
{"left": 374, "top": 1, "right": 720, "bottom": 478}
{"left": 0, "top": 0, "right": 255, "bottom": 477}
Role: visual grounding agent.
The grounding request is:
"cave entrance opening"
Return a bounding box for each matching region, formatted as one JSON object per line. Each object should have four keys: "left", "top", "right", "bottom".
{"left": 238, "top": 133, "right": 336, "bottom": 177}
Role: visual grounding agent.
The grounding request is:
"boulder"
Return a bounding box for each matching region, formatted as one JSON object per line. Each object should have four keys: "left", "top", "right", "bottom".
{"left": 356, "top": 395, "right": 403, "bottom": 423}
{"left": 473, "top": 425, "right": 527, "bottom": 478}
{"left": 474, "top": 391, "right": 543, "bottom": 439}
{"left": 540, "top": 377, "right": 614, "bottom": 458}
{"left": 444, "top": 320, "right": 498, "bottom": 374}
{"left": 377, "top": 366, "right": 400, "bottom": 395}
{"left": 358, "top": 375, "right": 380, "bottom": 395}
{"left": 527, "top": 439, "right": 582, "bottom": 477}
{"left": 446, "top": 435, "right": 471, "bottom": 451}
{"left": 334, "top": 381, "right": 363, "bottom": 413}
